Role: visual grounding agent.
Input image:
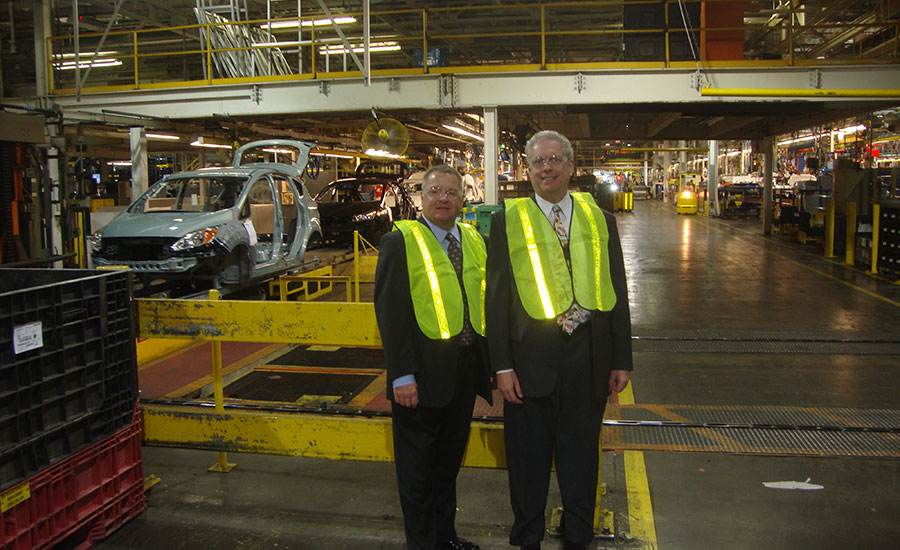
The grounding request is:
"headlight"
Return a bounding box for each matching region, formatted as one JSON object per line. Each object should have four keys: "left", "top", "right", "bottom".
{"left": 171, "top": 227, "right": 219, "bottom": 251}
{"left": 89, "top": 233, "right": 103, "bottom": 253}
{"left": 352, "top": 211, "right": 378, "bottom": 222}
{"left": 681, "top": 190, "right": 695, "bottom": 199}
{"left": 610, "top": 184, "right": 620, "bottom": 192}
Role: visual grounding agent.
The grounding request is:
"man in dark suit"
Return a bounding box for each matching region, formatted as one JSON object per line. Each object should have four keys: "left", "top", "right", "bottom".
{"left": 375, "top": 165, "right": 492, "bottom": 550}
{"left": 486, "top": 131, "right": 632, "bottom": 550}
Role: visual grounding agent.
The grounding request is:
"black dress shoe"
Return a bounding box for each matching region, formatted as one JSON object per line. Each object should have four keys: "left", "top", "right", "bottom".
{"left": 436, "top": 537, "right": 480, "bottom": 550}
{"left": 520, "top": 544, "right": 540, "bottom": 550}
{"left": 562, "top": 541, "right": 588, "bottom": 550}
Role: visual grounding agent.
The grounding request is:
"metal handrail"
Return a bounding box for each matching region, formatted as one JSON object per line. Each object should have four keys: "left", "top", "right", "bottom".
{"left": 46, "top": 2, "right": 900, "bottom": 95}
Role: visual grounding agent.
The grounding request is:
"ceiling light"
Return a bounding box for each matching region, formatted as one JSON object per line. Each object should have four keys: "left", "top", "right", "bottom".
{"left": 191, "top": 138, "right": 232, "bottom": 149}
{"left": 54, "top": 59, "right": 122, "bottom": 70}
{"left": 53, "top": 51, "right": 118, "bottom": 59}
{"left": 107, "top": 161, "right": 132, "bottom": 166}
{"left": 442, "top": 124, "right": 484, "bottom": 142}
{"left": 262, "top": 147, "right": 296, "bottom": 154}
{"left": 311, "top": 152, "right": 356, "bottom": 159}
{"left": 146, "top": 133, "right": 180, "bottom": 141}
{"left": 319, "top": 41, "right": 400, "bottom": 55}
{"left": 261, "top": 16, "right": 356, "bottom": 30}
{"left": 365, "top": 148, "right": 404, "bottom": 159}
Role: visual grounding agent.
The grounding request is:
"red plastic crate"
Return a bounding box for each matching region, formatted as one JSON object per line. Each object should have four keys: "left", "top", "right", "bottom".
{"left": 0, "top": 408, "right": 145, "bottom": 550}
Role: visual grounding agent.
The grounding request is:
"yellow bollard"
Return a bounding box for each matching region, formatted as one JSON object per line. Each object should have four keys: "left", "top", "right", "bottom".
{"left": 845, "top": 202, "right": 856, "bottom": 266}
{"left": 824, "top": 199, "right": 835, "bottom": 258}
{"left": 353, "top": 230, "right": 361, "bottom": 302}
{"left": 207, "top": 289, "right": 236, "bottom": 473}
{"left": 868, "top": 204, "right": 880, "bottom": 275}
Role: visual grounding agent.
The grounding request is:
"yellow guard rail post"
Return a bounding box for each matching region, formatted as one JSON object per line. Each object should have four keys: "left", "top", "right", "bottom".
{"left": 869, "top": 204, "right": 880, "bottom": 275}
{"left": 845, "top": 202, "right": 857, "bottom": 266}
{"left": 206, "top": 289, "right": 236, "bottom": 473}
{"left": 824, "top": 199, "right": 835, "bottom": 258}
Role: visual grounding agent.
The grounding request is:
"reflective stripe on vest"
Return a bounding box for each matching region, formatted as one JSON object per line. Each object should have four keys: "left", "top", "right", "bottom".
{"left": 504, "top": 193, "right": 616, "bottom": 319}
{"left": 395, "top": 220, "right": 486, "bottom": 339}
{"left": 459, "top": 223, "right": 487, "bottom": 336}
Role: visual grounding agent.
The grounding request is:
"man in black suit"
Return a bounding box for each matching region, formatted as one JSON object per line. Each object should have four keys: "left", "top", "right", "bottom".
{"left": 375, "top": 165, "right": 492, "bottom": 550}
{"left": 485, "top": 131, "right": 632, "bottom": 550}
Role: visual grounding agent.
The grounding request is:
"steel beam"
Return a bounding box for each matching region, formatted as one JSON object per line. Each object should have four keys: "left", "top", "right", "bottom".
{"left": 23, "top": 64, "right": 900, "bottom": 120}
{"left": 137, "top": 298, "right": 381, "bottom": 346}
{"left": 141, "top": 403, "right": 507, "bottom": 468}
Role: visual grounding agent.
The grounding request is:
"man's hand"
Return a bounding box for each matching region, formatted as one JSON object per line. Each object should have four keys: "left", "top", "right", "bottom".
{"left": 608, "top": 370, "right": 630, "bottom": 394}
{"left": 393, "top": 382, "right": 419, "bottom": 408}
{"left": 497, "top": 371, "right": 524, "bottom": 404}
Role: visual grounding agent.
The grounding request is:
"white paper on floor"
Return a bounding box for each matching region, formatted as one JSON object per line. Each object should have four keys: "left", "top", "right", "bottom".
{"left": 762, "top": 478, "right": 824, "bottom": 490}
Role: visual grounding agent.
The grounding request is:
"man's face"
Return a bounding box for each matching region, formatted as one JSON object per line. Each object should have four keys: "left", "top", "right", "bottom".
{"left": 528, "top": 139, "right": 573, "bottom": 202}
{"left": 421, "top": 172, "right": 464, "bottom": 230}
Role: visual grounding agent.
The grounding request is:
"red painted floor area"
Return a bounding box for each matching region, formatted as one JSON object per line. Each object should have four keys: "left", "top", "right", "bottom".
{"left": 139, "top": 341, "right": 275, "bottom": 398}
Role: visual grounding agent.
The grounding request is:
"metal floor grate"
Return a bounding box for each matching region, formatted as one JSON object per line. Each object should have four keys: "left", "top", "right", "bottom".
{"left": 630, "top": 329, "right": 900, "bottom": 354}
{"left": 603, "top": 404, "right": 900, "bottom": 458}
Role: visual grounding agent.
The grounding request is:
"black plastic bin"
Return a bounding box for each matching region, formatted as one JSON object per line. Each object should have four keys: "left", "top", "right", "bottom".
{"left": 0, "top": 268, "right": 138, "bottom": 492}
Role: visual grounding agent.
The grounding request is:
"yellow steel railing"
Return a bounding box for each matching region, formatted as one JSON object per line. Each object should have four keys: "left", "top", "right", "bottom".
{"left": 47, "top": 1, "right": 900, "bottom": 95}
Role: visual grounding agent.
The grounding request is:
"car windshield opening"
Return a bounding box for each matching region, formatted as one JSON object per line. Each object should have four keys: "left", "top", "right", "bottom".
{"left": 317, "top": 181, "right": 387, "bottom": 204}
{"left": 134, "top": 176, "right": 246, "bottom": 213}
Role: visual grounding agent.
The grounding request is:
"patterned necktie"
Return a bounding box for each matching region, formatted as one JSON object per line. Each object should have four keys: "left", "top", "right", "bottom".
{"left": 446, "top": 233, "right": 476, "bottom": 345}
{"left": 550, "top": 204, "right": 592, "bottom": 335}
{"left": 551, "top": 205, "right": 568, "bottom": 247}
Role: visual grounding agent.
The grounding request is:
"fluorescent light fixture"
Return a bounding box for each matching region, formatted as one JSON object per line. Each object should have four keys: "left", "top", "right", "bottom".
{"left": 320, "top": 41, "right": 400, "bottom": 55}
{"left": 442, "top": 124, "right": 484, "bottom": 142}
{"left": 262, "top": 147, "right": 296, "bottom": 154}
{"left": 190, "top": 139, "right": 232, "bottom": 149}
{"left": 54, "top": 59, "right": 122, "bottom": 70}
{"left": 53, "top": 51, "right": 118, "bottom": 59}
{"left": 146, "top": 133, "right": 180, "bottom": 141}
{"left": 311, "top": 152, "right": 356, "bottom": 159}
{"left": 779, "top": 124, "right": 867, "bottom": 146}
{"left": 365, "top": 148, "right": 404, "bottom": 159}
{"left": 107, "top": 161, "right": 132, "bottom": 166}
{"left": 261, "top": 16, "right": 356, "bottom": 29}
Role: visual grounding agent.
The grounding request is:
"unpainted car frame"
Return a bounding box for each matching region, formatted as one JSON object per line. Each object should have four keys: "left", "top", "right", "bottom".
{"left": 91, "top": 140, "right": 322, "bottom": 289}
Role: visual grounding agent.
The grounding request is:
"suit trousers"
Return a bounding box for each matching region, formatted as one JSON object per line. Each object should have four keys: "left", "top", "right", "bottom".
{"left": 391, "top": 346, "right": 479, "bottom": 550}
{"left": 503, "top": 326, "right": 607, "bottom": 546}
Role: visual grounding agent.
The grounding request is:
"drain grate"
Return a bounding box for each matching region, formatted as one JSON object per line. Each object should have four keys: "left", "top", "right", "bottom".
{"left": 224, "top": 370, "right": 376, "bottom": 404}
{"left": 603, "top": 404, "right": 900, "bottom": 457}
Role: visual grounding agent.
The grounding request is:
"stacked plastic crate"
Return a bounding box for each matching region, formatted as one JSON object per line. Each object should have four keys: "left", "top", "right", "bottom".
{"left": 0, "top": 268, "right": 145, "bottom": 550}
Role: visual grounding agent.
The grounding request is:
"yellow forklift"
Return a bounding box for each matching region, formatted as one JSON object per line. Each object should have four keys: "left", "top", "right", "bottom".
{"left": 676, "top": 173, "right": 700, "bottom": 215}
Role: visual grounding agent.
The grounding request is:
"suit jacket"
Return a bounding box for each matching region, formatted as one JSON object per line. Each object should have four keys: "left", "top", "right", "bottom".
{"left": 375, "top": 220, "right": 493, "bottom": 408}
{"left": 485, "top": 196, "right": 632, "bottom": 401}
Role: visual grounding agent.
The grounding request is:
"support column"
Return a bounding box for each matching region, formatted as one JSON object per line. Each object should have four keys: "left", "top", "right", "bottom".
{"left": 34, "top": 0, "right": 52, "bottom": 97}
{"left": 762, "top": 136, "right": 775, "bottom": 235}
{"left": 484, "top": 105, "right": 499, "bottom": 205}
{"left": 708, "top": 140, "right": 719, "bottom": 217}
{"left": 46, "top": 128, "right": 63, "bottom": 266}
{"left": 130, "top": 127, "right": 148, "bottom": 203}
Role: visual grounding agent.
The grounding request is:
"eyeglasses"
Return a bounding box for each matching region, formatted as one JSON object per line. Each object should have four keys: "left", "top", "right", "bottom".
{"left": 529, "top": 155, "right": 566, "bottom": 168}
{"left": 425, "top": 186, "right": 462, "bottom": 199}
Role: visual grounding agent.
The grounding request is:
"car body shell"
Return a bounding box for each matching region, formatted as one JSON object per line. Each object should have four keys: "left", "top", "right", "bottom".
{"left": 315, "top": 175, "right": 417, "bottom": 245}
{"left": 91, "top": 140, "right": 321, "bottom": 286}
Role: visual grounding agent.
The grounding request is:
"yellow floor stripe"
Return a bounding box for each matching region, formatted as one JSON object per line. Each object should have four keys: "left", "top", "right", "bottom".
{"left": 625, "top": 451, "right": 659, "bottom": 549}
{"left": 618, "top": 380, "right": 658, "bottom": 548}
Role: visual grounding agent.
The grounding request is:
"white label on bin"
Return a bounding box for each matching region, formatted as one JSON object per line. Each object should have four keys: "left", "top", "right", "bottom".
{"left": 13, "top": 321, "right": 43, "bottom": 354}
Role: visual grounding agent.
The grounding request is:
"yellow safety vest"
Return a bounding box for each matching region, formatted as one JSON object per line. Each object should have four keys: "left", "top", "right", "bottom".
{"left": 504, "top": 193, "right": 616, "bottom": 319}
{"left": 395, "top": 220, "right": 486, "bottom": 340}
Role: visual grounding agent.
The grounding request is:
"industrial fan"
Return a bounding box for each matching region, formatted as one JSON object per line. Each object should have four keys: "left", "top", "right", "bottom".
{"left": 361, "top": 114, "right": 409, "bottom": 157}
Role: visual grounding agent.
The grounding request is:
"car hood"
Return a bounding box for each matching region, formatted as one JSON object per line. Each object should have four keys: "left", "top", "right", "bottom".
{"left": 317, "top": 201, "right": 381, "bottom": 221}
{"left": 99, "top": 210, "right": 234, "bottom": 238}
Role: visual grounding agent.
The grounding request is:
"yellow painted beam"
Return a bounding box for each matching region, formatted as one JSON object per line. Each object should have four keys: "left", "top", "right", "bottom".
{"left": 137, "top": 298, "right": 381, "bottom": 346}
{"left": 140, "top": 403, "right": 506, "bottom": 468}
{"left": 702, "top": 87, "right": 900, "bottom": 98}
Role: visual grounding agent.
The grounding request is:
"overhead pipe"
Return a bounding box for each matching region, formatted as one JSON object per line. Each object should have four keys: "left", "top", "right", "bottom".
{"left": 701, "top": 88, "right": 900, "bottom": 98}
